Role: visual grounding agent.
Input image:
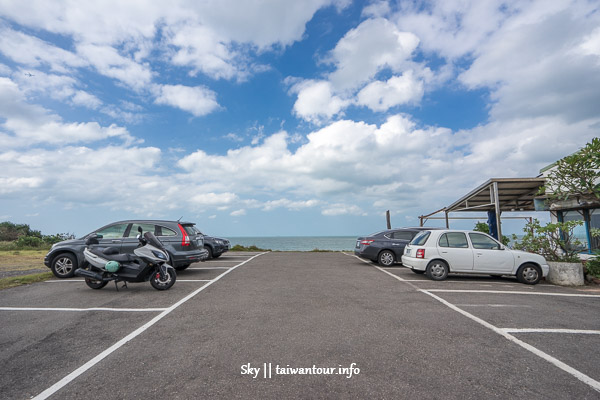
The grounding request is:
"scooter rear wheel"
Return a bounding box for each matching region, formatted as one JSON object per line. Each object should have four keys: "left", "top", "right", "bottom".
{"left": 85, "top": 278, "right": 108, "bottom": 289}
{"left": 150, "top": 267, "right": 176, "bottom": 290}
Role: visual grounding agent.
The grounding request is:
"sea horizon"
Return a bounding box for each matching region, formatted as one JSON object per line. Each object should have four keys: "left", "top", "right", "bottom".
{"left": 227, "top": 236, "right": 358, "bottom": 251}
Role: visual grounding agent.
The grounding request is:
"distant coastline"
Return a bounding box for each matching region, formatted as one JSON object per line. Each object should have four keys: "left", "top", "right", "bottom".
{"left": 228, "top": 236, "right": 356, "bottom": 252}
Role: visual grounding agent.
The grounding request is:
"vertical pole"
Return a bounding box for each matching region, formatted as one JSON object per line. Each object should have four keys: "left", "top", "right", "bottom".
{"left": 445, "top": 209, "right": 449, "bottom": 228}
{"left": 493, "top": 181, "right": 502, "bottom": 241}
{"left": 386, "top": 210, "right": 391, "bottom": 229}
{"left": 419, "top": 216, "right": 424, "bottom": 227}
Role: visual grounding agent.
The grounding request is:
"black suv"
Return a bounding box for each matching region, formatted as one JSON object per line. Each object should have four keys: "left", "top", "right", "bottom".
{"left": 44, "top": 220, "right": 209, "bottom": 278}
{"left": 192, "top": 228, "right": 230, "bottom": 259}
{"left": 354, "top": 227, "right": 436, "bottom": 266}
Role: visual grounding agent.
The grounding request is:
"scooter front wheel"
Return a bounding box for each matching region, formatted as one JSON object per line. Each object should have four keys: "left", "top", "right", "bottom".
{"left": 85, "top": 278, "right": 108, "bottom": 290}
{"left": 150, "top": 267, "right": 176, "bottom": 290}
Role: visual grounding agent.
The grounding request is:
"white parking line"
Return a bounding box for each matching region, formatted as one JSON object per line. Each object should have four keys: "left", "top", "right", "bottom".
{"left": 501, "top": 328, "right": 600, "bottom": 335}
{"left": 0, "top": 307, "right": 167, "bottom": 312}
{"left": 367, "top": 259, "right": 600, "bottom": 393}
{"left": 188, "top": 267, "right": 231, "bottom": 270}
{"left": 426, "top": 289, "right": 600, "bottom": 298}
{"left": 177, "top": 279, "right": 213, "bottom": 282}
{"left": 33, "top": 252, "right": 268, "bottom": 400}
{"left": 455, "top": 304, "right": 533, "bottom": 308}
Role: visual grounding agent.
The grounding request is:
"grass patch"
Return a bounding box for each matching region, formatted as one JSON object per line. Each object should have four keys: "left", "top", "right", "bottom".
{"left": 230, "top": 244, "right": 271, "bottom": 252}
{"left": 0, "top": 241, "right": 51, "bottom": 251}
{"left": 0, "top": 271, "right": 53, "bottom": 290}
{"left": 0, "top": 249, "right": 47, "bottom": 271}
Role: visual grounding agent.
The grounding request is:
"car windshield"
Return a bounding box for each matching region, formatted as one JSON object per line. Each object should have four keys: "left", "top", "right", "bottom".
{"left": 410, "top": 231, "right": 431, "bottom": 246}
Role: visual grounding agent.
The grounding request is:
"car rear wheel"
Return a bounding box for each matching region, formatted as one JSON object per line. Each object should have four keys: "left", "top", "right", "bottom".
{"left": 51, "top": 253, "right": 77, "bottom": 278}
{"left": 175, "top": 263, "right": 191, "bottom": 271}
{"left": 426, "top": 260, "right": 449, "bottom": 281}
{"left": 378, "top": 250, "right": 395, "bottom": 266}
{"left": 516, "top": 263, "right": 541, "bottom": 285}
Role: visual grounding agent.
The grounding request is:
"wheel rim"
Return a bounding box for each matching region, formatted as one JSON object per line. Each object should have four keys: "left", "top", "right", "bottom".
{"left": 522, "top": 266, "right": 539, "bottom": 282}
{"left": 380, "top": 252, "right": 394, "bottom": 266}
{"left": 429, "top": 262, "right": 446, "bottom": 279}
{"left": 55, "top": 257, "right": 73, "bottom": 275}
{"left": 155, "top": 271, "right": 172, "bottom": 286}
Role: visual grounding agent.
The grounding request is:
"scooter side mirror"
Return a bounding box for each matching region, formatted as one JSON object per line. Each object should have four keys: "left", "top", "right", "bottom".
{"left": 138, "top": 226, "right": 143, "bottom": 234}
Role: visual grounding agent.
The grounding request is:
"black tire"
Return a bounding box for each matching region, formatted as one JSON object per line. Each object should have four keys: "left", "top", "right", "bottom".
{"left": 85, "top": 277, "right": 108, "bottom": 290}
{"left": 516, "top": 263, "right": 541, "bottom": 285}
{"left": 378, "top": 250, "right": 395, "bottom": 266}
{"left": 426, "top": 260, "right": 449, "bottom": 281}
{"left": 175, "top": 263, "right": 191, "bottom": 271}
{"left": 150, "top": 267, "right": 176, "bottom": 290}
{"left": 204, "top": 245, "right": 213, "bottom": 260}
{"left": 50, "top": 253, "right": 77, "bottom": 278}
{"left": 411, "top": 269, "right": 426, "bottom": 274}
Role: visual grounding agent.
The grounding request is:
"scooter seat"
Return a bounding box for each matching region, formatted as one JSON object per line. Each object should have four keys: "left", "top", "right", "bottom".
{"left": 89, "top": 247, "right": 119, "bottom": 257}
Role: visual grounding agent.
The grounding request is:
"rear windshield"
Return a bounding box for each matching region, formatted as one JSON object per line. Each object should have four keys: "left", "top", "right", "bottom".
{"left": 182, "top": 225, "right": 197, "bottom": 236}
{"left": 410, "top": 231, "right": 431, "bottom": 246}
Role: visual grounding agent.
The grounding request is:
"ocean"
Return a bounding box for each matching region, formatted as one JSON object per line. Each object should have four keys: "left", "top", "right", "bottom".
{"left": 228, "top": 236, "right": 357, "bottom": 251}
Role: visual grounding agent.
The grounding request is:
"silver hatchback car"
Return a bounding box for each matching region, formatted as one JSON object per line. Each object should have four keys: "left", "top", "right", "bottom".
{"left": 402, "top": 229, "right": 549, "bottom": 284}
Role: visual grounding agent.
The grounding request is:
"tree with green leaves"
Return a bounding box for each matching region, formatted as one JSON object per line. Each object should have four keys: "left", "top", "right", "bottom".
{"left": 473, "top": 222, "right": 510, "bottom": 245}
{"left": 542, "top": 137, "right": 600, "bottom": 203}
{"left": 512, "top": 219, "right": 584, "bottom": 262}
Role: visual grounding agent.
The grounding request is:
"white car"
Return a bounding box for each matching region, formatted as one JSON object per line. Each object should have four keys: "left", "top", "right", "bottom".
{"left": 401, "top": 229, "right": 549, "bottom": 285}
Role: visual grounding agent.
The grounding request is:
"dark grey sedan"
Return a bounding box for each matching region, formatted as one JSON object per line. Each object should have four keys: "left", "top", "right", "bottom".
{"left": 354, "top": 227, "right": 435, "bottom": 266}
{"left": 44, "top": 220, "right": 209, "bottom": 278}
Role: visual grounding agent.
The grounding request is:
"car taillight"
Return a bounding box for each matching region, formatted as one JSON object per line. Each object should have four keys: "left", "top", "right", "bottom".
{"left": 416, "top": 249, "right": 425, "bottom": 259}
{"left": 360, "top": 239, "right": 374, "bottom": 245}
{"left": 178, "top": 224, "right": 191, "bottom": 247}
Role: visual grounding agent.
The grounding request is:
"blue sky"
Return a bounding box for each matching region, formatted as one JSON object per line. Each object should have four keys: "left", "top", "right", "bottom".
{"left": 1, "top": 0, "right": 599, "bottom": 237}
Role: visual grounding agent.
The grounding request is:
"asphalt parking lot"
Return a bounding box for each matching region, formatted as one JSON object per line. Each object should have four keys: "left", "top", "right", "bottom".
{"left": 1, "top": 252, "right": 599, "bottom": 399}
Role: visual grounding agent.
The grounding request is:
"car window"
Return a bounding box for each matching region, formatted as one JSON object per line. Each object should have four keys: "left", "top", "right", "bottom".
{"left": 438, "top": 232, "right": 469, "bottom": 248}
{"left": 156, "top": 225, "right": 177, "bottom": 237}
{"left": 392, "top": 231, "right": 413, "bottom": 240}
{"left": 182, "top": 224, "right": 197, "bottom": 236}
{"left": 126, "top": 223, "right": 157, "bottom": 238}
{"left": 96, "top": 223, "right": 128, "bottom": 239}
{"left": 410, "top": 231, "right": 431, "bottom": 246}
{"left": 469, "top": 233, "right": 501, "bottom": 250}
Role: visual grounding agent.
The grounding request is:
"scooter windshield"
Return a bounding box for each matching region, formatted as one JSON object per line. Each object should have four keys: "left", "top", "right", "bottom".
{"left": 143, "top": 232, "right": 166, "bottom": 251}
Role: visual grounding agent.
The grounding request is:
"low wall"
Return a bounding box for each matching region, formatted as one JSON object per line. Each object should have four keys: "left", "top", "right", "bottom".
{"left": 547, "top": 261, "right": 584, "bottom": 286}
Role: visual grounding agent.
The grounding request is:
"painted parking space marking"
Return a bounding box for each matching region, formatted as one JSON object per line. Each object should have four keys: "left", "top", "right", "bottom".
{"left": 188, "top": 266, "right": 231, "bottom": 270}
{"left": 455, "top": 304, "right": 533, "bottom": 308}
{"left": 177, "top": 279, "right": 213, "bottom": 282}
{"left": 32, "top": 252, "right": 266, "bottom": 400}
{"left": 343, "top": 254, "right": 600, "bottom": 393}
{"left": 501, "top": 328, "right": 600, "bottom": 335}
{"left": 0, "top": 307, "right": 168, "bottom": 312}
{"left": 426, "top": 289, "right": 600, "bottom": 298}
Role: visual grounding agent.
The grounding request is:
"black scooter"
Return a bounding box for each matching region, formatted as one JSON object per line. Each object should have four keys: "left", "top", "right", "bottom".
{"left": 75, "top": 227, "right": 177, "bottom": 291}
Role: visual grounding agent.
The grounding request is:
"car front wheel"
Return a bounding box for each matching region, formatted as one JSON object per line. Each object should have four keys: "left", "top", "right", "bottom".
{"left": 516, "top": 263, "right": 541, "bottom": 285}
{"left": 51, "top": 253, "right": 77, "bottom": 278}
{"left": 426, "top": 260, "right": 449, "bottom": 281}
{"left": 378, "top": 250, "right": 395, "bottom": 266}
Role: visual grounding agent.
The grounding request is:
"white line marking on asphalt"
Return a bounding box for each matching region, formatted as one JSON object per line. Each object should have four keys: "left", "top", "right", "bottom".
{"left": 46, "top": 280, "right": 85, "bottom": 282}
{"left": 420, "top": 290, "right": 600, "bottom": 392}
{"left": 33, "top": 252, "right": 268, "bottom": 400}
{"left": 501, "top": 328, "right": 600, "bottom": 335}
{"left": 426, "top": 289, "right": 600, "bottom": 298}
{"left": 455, "top": 304, "right": 532, "bottom": 308}
{"left": 177, "top": 279, "right": 213, "bottom": 282}
{"left": 187, "top": 267, "right": 231, "bottom": 270}
{"left": 205, "top": 260, "right": 243, "bottom": 263}
{"left": 0, "top": 307, "right": 167, "bottom": 312}
{"left": 367, "top": 258, "right": 600, "bottom": 393}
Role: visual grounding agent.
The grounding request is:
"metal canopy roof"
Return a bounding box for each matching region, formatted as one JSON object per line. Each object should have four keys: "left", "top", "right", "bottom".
{"left": 445, "top": 178, "right": 546, "bottom": 213}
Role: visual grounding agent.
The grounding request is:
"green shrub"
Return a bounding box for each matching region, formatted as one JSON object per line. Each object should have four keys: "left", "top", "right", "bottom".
{"left": 230, "top": 244, "right": 270, "bottom": 252}
{"left": 512, "top": 219, "right": 584, "bottom": 262}
{"left": 16, "top": 236, "right": 44, "bottom": 248}
{"left": 586, "top": 252, "right": 600, "bottom": 278}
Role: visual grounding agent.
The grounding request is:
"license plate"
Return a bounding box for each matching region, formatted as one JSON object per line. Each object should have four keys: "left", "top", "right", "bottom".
{"left": 405, "top": 248, "right": 411, "bottom": 255}
{"left": 356, "top": 241, "right": 360, "bottom": 248}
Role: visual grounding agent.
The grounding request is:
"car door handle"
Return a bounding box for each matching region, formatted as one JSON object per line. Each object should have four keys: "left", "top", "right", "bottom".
{"left": 441, "top": 251, "right": 448, "bottom": 254}
{"left": 476, "top": 252, "right": 483, "bottom": 256}
{"left": 111, "top": 240, "right": 120, "bottom": 243}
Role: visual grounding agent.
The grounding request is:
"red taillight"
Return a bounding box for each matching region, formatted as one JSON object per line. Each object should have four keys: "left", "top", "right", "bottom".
{"left": 178, "top": 224, "right": 191, "bottom": 247}
{"left": 360, "top": 239, "right": 374, "bottom": 245}
{"left": 416, "top": 249, "right": 425, "bottom": 259}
